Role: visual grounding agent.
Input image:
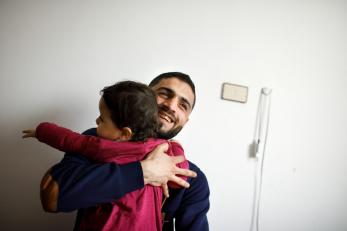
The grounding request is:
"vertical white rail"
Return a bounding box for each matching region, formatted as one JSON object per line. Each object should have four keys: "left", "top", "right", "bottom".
{"left": 250, "top": 88, "right": 272, "bottom": 231}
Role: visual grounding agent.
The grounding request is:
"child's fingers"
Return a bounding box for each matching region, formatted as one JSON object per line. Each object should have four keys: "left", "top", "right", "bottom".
{"left": 22, "top": 129, "right": 35, "bottom": 138}
{"left": 22, "top": 134, "right": 30, "bottom": 138}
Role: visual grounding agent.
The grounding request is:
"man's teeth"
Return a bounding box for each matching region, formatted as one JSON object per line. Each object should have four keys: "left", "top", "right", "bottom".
{"left": 164, "top": 115, "right": 171, "bottom": 122}
{"left": 161, "top": 114, "right": 172, "bottom": 123}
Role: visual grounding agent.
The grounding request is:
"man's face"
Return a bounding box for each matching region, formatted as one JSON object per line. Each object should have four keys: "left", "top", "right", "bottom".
{"left": 150, "top": 77, "right": 195, "bottom": 139}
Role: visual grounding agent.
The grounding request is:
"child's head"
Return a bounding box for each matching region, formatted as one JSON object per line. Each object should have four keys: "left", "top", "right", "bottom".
{"left": 95, "top": 81, "right": 159, "bottom": 141}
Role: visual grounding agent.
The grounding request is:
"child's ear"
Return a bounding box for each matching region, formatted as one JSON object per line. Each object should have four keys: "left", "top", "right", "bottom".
{"left": 119, "top": 127, "right": 132, "bottom": 141}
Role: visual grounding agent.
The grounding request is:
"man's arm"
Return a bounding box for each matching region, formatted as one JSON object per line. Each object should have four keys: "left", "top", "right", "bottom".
{"left": 162, "top": 162, "right": 210, "bottom": 231}
{"left": 40, "top": 142, "right": 144, "bottom": 212}
{"left": 40, "top": 128, "right": 197, "bottom": 212}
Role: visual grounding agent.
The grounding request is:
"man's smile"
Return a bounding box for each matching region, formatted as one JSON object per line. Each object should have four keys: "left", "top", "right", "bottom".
{"left": 159, "top": 111, "right": 175, "bottom": 124}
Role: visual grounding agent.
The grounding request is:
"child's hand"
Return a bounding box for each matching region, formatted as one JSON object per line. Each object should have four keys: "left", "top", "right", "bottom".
{"left": 22, "top": 129, "right": 36, "bottom": 138}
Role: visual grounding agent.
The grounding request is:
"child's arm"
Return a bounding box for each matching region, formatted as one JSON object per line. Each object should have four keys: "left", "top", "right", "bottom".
{"left": 23, "top": 122, "right": 149, "bottom": 164}
{"left": 23, "top": 122, "right": 110, "bottom": 162}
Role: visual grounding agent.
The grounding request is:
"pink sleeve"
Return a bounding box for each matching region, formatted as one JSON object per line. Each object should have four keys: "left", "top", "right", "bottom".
{"left": 36, "top": 122, "right": 104, "bottom": 161}
{"left": 36, "top": 122, "right": 147, "bottom": 163}
{"left": 167, "top": 141, "right": 189, "bottom": 189}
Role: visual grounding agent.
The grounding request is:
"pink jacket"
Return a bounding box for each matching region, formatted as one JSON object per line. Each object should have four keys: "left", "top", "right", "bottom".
{"left": 36, "top": 122, "right": 188, "bottom": 231}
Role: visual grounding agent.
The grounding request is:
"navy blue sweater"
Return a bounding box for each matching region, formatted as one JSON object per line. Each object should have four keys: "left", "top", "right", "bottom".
{"left": 49, "top": 128, "right": 209, "bottom": 231}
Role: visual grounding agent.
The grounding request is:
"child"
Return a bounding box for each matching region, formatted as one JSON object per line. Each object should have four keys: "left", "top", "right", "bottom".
{"left": 23, "top": 81, "right": 189, "bottom": 231}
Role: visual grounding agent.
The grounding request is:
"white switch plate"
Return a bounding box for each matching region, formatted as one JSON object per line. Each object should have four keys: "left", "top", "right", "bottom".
{"left": 221, "top": 83, "right": 248, "bottom": 103}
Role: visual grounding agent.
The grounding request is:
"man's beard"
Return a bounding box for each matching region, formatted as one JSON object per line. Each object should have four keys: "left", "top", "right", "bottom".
{"left": 157, "top": 125, "right": 183, "bottom": 140}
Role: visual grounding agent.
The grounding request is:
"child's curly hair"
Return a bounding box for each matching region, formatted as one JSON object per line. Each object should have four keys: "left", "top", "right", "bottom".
{"left": 101, "top": 81, "right": 159, "bottom": 141}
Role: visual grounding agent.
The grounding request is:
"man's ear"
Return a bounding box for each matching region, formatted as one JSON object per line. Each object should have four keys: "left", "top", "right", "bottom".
{"left": 119, "top": 127, "right": 132, "bottom": 141}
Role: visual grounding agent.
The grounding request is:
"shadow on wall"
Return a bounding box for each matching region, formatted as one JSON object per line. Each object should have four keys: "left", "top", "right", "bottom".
{"left": 0, "top": 112, "right": 77, "bottom": 230}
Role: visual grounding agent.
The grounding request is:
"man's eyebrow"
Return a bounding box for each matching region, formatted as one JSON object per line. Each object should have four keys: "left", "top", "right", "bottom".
{"left": 157, "top": 87, "right": 192, "bottom": 110}
{"left": 157, "top": 87, "right": 173, "bottom": 93}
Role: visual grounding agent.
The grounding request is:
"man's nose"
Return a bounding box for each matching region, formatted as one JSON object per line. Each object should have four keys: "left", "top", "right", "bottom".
{"left": 95, "top": 117, "right": 100, "bottom": 125}
{"left": 162, "top": 97, "right": 178, "bottom": 112}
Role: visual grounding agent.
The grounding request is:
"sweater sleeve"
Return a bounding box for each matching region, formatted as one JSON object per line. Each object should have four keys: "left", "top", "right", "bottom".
{"left": 36, "top": 122, "right": 104, "bottom": 162}
{"left": 40, "top": 127, "right": 144, "bottom": 212}
{"left": 175, "top": 164, "right": 210, "bottom": 231}
{"left": 162, "top": 162, "right": 210, "bottom": 231}
{"left": 36, "top": 122, "right": 148, "bottom": 163}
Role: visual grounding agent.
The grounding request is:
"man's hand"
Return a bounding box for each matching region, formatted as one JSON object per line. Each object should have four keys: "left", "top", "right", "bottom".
{"left": 140, "top": 143, "right": 197, "bottom": 197}
{"left": 22, "top": 129, "right": 37, "bottom": 138}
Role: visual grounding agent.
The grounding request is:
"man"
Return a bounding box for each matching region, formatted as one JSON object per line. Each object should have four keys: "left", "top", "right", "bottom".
{"left": 40, "top": 72, "right": 210, "bottom": 231}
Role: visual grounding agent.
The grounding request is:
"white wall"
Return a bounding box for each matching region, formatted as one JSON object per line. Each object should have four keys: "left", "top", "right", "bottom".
{"left": 1, "top": 0, "right": 346, "bottom": 230}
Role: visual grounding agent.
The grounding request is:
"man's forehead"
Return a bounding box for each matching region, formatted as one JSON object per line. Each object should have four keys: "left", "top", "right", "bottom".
{"left": 152, "top": 78, "right": 195, "bottom": 105}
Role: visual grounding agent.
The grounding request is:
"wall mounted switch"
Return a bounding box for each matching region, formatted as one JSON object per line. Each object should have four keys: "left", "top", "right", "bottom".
{"left": 221, "top": 83, "right": 248, "bottom": 103}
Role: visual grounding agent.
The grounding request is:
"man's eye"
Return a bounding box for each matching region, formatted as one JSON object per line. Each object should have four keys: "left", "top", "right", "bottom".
{"left": 180, "top": 103, "right": 188, "bottom": 111}
{"left": 158, "top": 92, "right": 168, "bottom": 98}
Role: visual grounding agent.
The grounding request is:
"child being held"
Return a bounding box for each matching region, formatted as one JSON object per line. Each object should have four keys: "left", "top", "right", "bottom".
{"left": 23, "top": 81, "right": 188, "bottom": 231}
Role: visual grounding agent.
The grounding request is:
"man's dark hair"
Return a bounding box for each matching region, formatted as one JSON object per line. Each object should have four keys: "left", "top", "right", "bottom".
{"left": 149, "top": 72, "right": 196, "bottom": 108}
{"left": 101, "top": 81, "right": 159, "bottom": 141}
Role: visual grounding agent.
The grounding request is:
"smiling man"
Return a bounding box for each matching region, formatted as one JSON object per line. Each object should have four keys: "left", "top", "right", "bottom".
{"left": 40, "top": 72, "right": 210, "bottom": 231}
{"left": 149, "top": 72, "right": 209, "bottom": 231}
{"left": 150, "top": 75, "right": 194, "bottom": 139}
